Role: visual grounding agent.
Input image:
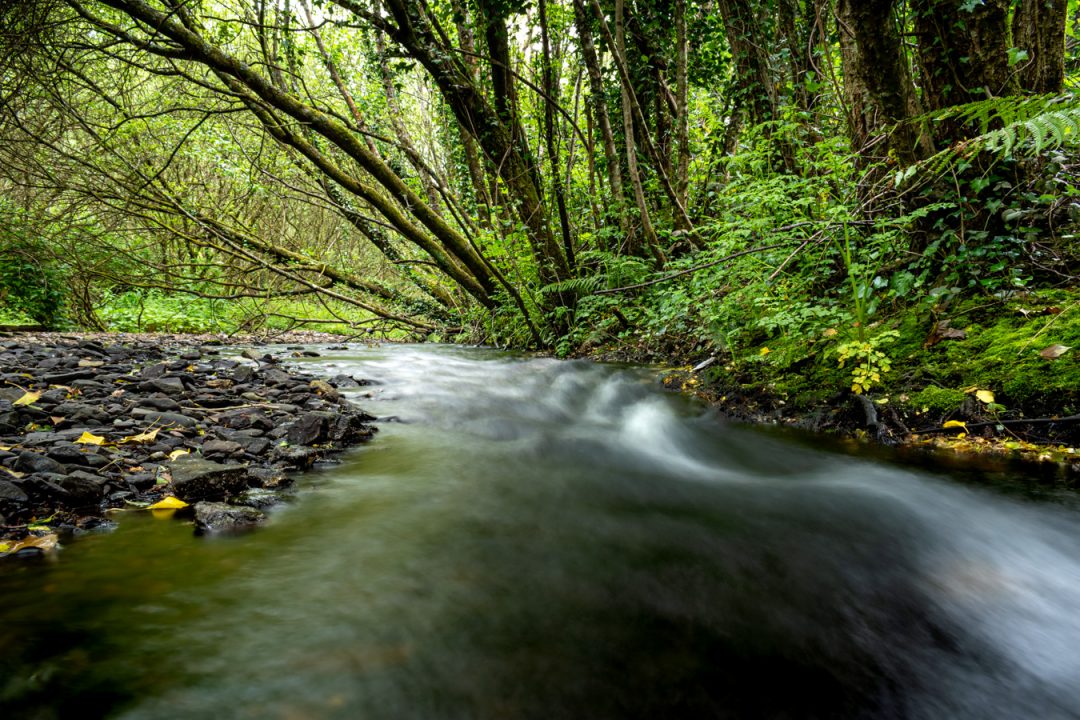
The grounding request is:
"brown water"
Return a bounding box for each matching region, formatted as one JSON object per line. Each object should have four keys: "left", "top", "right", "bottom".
{"left": 3, "top": 344, "right": 1080, "bottom": 719}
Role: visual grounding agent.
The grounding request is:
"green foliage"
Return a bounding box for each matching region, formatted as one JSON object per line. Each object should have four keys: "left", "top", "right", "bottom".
{"left": 97, "top": 290, "right": 231, "bottom": 333}
{"left": 835, "top": 331, "right": 898, "bottom": 395}
{"left": 0, "top": 203, "right": 67, "bottom": 328}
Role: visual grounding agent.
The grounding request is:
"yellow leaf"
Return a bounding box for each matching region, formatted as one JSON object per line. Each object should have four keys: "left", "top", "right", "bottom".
{"left": 75, "top": 431, "right": 106, "bottom": 445}
{"left": 122, "top": 427, "right": 159, "bottom": 445}
{"left": 759, "top": 347, "right": 771, "bottom": 356}
{"left": 167, "top": 448, "right": 190, "bottom": 461}
{"left": 0, "top": 446, "right": 9, "bottom": 451}
{"left": 943, "top": 420, "right": 968, "bottom": 430}
{"left": 1, "top": 467, "right": 25, "bottom": 479}
{"left": 0, "top": 542, "right": 10, "bottom": 553}
{"left": 975, "top": 389, "right": 995, "bottom": 404}
{"left": 13, "top": 390, "right": 41, "bottom": 407}
{"left": 147, "top": 496, "right": 189, "bottom": 510}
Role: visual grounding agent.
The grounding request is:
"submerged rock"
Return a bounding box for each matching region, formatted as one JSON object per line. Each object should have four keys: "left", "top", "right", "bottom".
{"left": 192, "top": 501, "right": 265, "bottom": 534}
{"left": 169, "top": 457, "right": 249, "bottom": 501}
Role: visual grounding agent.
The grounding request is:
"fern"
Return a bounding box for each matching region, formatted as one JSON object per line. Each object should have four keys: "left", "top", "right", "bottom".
{"left": 540, "top": 274, "right": 608, "bottom": 295}
{"left": 896, "top": 93, "right": 1080, "bottom": 188}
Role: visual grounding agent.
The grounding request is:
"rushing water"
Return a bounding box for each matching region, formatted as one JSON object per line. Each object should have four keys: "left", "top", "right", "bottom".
{"left": 3, "top": 344, "right": 1080, "bottom": 719}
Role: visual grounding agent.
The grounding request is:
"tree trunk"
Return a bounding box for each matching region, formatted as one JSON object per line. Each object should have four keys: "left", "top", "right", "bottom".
{"left": 572, "top": 0, "right": 628, "bottom": 238}
{"left": 1012, "top": 0, "right": 1067, "bottom": 94}
{"left": 616, "top": 0, "right": 661, "bottom": 261}
{"left": 674, "top": 0, "right": 690, "bottom": 228}
{"left": 913, "top": 0, "right": 1016, "bottom": 113}
{"left": 539, "top": 0, "right": 574, "bottom": 270}
{"left": 836, "top": 0, "right": 929, "bottom": 167}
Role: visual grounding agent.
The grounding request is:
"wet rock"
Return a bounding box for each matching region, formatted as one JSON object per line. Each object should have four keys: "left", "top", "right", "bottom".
{"left": 231, "top": 364, "right": 256, "bottom": 383}
{"left": 261, "top": 368, "right": 293, "bottom": 386}
{"left": 286, "top": 413, "right": 327, "bottom": 445}
{"left": 140, "top": 376, "right": 186, "bottom": 395}
{"left": 52, "top": 402, "right": 110, "bottom": 425}
{"left": 193, "top": 501, "right": 265, "bottom": 534}
{"left": 45, "top": 443, "right": 94, "bottom": 466}
{"left": 15, "top": 451, "right": 64, "bottom": 475}
{"left": 247, "top": 466, "right": 290, "bottom": 489}
{"left": 131, "top": 409, "right": 199, "bottom": 428}
{"left": 273, "top": 444, "right": 319, "bottom": 468}
{"left": 330, "top": 374, "right": 362, "bottom": 389}
{"left": 0, "top": 479, "right": 29, "bottom": 504}
{"left": 168, "top": 457, "right": 249, "bottom": 500}
{"left": 201, "top": 439, "right": 244, "bottom": 458}
{"left": 234, "top": 488, "right": 285, "bottom": 509}
{"left": 309, "top": 379, "right": 340, "bottom": 400}
{"left": 217, "top": 409, "right": 272, "bottom": 431}
{"left": 136, "top": 396, "right": 181, "bottom": 411}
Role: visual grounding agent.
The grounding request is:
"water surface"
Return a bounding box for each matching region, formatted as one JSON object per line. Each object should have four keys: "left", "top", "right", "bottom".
{"left": 3, "top": 344, "right": 1080, "bottom": 719}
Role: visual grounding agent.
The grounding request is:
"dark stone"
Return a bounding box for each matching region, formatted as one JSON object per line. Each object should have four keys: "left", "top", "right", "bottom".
{"left": 217, "top": 409, "right": 272, "bottom": 431}
{"left": 140, "top": 362, "right": 168, "bottom": 379}
{"left": 231, "top": 364, "right": 256, "bottom": 383}
{"left": 0, "top": 410, "right": 19, "bottom": 432}
{"left": 53, "top": 402, "right": 111, "bottom": 425}
{"left": 127, "top": 472, "right": 157, "bottom": 491}
{"left": 201, "top": 439, "right": 244, "bottom": 457}
{"left": 330, "top": 374, "right": 362, "bottom": 389}
{"left": 140, "top": 376, "right": 186, "bottom": 395}
{"left": 0, "top": 479, "right": 28, "bottom": 503}
{"left": 286, "top": 413, "right": 327, "bottom": 445}
{"left": 247, "top": 466, "right": 290, "bottom": 489}
{"left": 70, "top": 379, "right": 105, "bottom": 391}
{"left": 193, "top": 501, "right": 265, "bottom": 534}
{"left": 136, "top": 396, "right": 181, "bottom": 412}
{"left": 168, "top": 457, "right": 249, "bottom": 500}
{"left": 45, "top": 443, "right": 94, "bottom": 465}
{"left": 234, "top": 436, "right": 271, "bottom": 456}
{"left": 131, "top": 409, "right": 198, "bottom": 428}
{"left": 234, "top": 488, "right": 284, "bottom": 509}
{"left": 15, "top": 451, "right": 64, "bottom": 475}
{"left": 40, "top": 369, "right": 97, "bottom": 384}
{"left": 260, "top": 368, "right": 294, "bottom": 386}
{"left": 273, "top": 444, "right": 319, "bottom": 468}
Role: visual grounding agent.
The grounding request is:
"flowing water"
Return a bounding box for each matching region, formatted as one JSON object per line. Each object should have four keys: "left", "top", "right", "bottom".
{"left": 3, "top": 344, "right": 1080, "bottom": 719}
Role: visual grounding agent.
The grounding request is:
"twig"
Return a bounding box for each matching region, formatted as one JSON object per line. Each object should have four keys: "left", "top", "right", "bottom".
{"left": 912, "top": 414, "right": 1080, "bottom": 434}
{"left": 594, "top": 242, "right": 792, "bottom": 295}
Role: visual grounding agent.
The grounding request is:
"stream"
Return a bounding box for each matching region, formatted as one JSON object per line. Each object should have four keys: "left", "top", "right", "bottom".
{"left": 3, "top": 344, "right": 1080, "bottom": 719}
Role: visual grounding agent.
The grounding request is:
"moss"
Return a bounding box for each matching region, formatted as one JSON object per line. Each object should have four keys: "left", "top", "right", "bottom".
{"left": 908, "top": 385, "right": 967, "bottom": 413}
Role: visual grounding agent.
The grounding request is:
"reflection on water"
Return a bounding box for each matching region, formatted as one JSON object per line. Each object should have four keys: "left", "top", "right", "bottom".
{"left": 3, "top": 344, "right": 1080, "bottom": 719}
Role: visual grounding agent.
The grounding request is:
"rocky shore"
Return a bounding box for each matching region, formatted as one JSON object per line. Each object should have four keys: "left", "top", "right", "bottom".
{"left": 0, "top": 333, "right": 376, "bottom": 557}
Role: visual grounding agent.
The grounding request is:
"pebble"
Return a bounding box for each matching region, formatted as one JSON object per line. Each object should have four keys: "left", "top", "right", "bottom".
{"left": 0, "top": 335, "right": 376, "bottom": 551}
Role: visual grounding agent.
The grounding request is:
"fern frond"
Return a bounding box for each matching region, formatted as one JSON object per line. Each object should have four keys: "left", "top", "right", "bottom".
{"left": 896, "top": 93, "right": 1080, "bottom": 189}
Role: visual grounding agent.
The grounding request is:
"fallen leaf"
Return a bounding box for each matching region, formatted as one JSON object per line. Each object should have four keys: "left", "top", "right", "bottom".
{"left": 975, "top": 389, "right": 995, "bottom": 404}
{"left": 759, "top": 347, "right": 771, "bottom": 356}
{"left": 78, "top": 359, "right": 104, "bottom": 368}
{"left": 13, "top": 390, "right": 41, "bottom": 407}
{"left": 943, "top": 420, "right": 968, "bottom": 430}
{"left": 147, "top": 496, "right": 189, "bottom": 510}
{"left": 0, "top": 445, "right": 10, "bottom": 451}
{"left": 3, "top": 533, "right": 60, "bottom": 554}
{"left": 50, "top": 416, "right": 66, "bottom": 425}
{"left": 122, "top": 427, "right": 159, "bottom": 445}
{"left": 1040, "top": 344, "right": 1072, "bottom": 360}
{"left": 167, "top": 449, "right": 190, "bottom": 461}
{"left": 1, "top": 467, "right": 25, "bottom": 479}
{"left": 75, "top": 431, "right": 106, "bottom": 445}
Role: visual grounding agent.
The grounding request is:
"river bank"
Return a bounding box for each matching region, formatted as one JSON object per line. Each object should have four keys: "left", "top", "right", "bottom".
{"left": 0, "top": 332, "right": 376, "bottom": 555}
{"left": 582, "top": 291, "right": 1080, "bottom": 478}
